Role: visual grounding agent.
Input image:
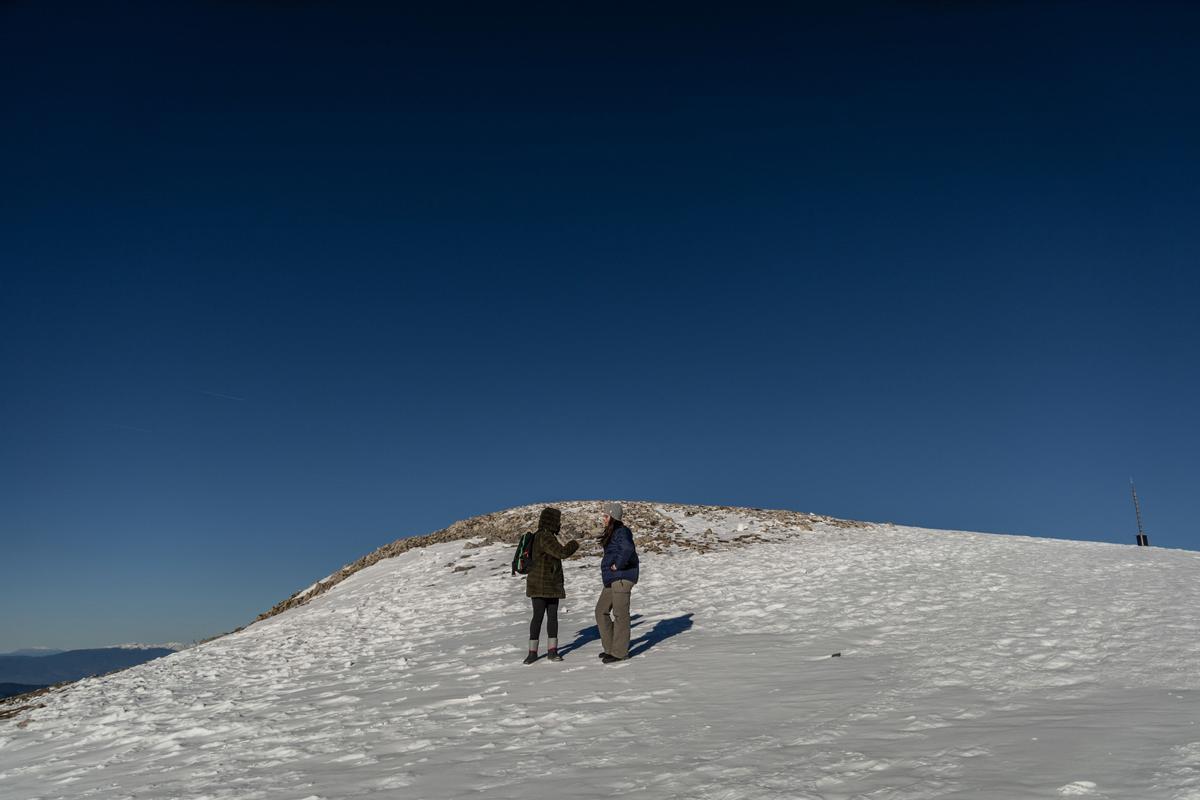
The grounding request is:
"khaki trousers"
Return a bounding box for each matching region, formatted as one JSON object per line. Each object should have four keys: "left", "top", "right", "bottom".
{"left": 595, "top": 580, "right": 634, "bottom": 659}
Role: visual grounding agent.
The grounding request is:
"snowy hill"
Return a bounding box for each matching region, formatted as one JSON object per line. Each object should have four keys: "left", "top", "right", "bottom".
{"left": 2, "top": 501, "right": 1199, "bottom": 799}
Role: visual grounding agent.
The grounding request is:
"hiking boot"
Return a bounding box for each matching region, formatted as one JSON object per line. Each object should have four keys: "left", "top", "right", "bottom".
{"left": 597, "top": 652, "right": 609, "bottom": 660}
{"left": 522, "top": 652, "right": 538, "bottom": 665}
{"left": 546, "top": 651, "right": 563, "bottom": 662}
{"left": 601, "top": 654, "right": 625, "bottom": 664}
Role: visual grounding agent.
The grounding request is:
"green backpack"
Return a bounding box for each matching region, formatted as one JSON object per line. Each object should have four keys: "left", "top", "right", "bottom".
{"left": 511, "top": 531, "right": 535, "bottom": 575}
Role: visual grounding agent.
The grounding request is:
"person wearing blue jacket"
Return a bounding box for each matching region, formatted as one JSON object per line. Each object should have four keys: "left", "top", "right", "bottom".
{"left": 595, "top": 502, "right": 639, "bottom": 663}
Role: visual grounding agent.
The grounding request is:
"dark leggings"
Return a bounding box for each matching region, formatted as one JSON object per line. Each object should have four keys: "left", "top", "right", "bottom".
{"left": 529, "top": 597, "right": 559, "bottom": 639}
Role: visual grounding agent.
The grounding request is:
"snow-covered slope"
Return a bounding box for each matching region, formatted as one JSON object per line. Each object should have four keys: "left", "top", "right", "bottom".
{"left": 2, "top": 504, "right": 1199, "bottom": 799}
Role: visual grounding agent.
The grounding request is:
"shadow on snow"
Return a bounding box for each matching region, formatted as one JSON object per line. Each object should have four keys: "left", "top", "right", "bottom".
{"left": 558, "top": 612, "right": 695, "bottom": 659}
{"left": 628, "top": 613, "right": 694, "bottom": 658}
{"left": 558, "top": 614, "right": 642, "bottom": 656}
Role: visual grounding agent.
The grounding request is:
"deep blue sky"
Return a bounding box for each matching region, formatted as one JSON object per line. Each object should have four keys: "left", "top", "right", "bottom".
{"left": 3, "top": 2, "right": 1199, "bottom": 650}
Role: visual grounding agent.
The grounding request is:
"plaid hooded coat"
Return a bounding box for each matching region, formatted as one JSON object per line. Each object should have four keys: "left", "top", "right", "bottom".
{"left": 525, "top": 507, "right": 579, "bottom": 599}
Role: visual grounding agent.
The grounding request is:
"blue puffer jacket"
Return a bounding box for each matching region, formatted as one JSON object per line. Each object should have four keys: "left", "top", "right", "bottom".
{"left": 600, "top": 525, "right": 640, "bottom": 587}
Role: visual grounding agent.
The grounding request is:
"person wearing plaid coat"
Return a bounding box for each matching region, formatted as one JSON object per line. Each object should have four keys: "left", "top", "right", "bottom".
{"left": 522, "top": 506, "right": 579, "bottom": 664}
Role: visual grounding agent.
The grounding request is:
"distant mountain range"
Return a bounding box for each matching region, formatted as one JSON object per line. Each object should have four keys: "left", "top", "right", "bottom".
{"left": 0, "top": 647, "right": 177, "bottom": 691}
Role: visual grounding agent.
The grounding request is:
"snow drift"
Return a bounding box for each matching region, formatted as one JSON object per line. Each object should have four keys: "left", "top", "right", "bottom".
{"left": 2, "top": 501, "right": 1199, "bottom": 799}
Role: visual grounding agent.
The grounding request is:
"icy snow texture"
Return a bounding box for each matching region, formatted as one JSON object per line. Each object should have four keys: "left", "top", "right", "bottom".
{"left": 2, "top": 507, "right": 1199, "bottom": 799}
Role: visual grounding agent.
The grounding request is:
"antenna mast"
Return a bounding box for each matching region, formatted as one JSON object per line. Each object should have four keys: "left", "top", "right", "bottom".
{"left": 1130, "top": 478, "right": 1149, "bottom": 546}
